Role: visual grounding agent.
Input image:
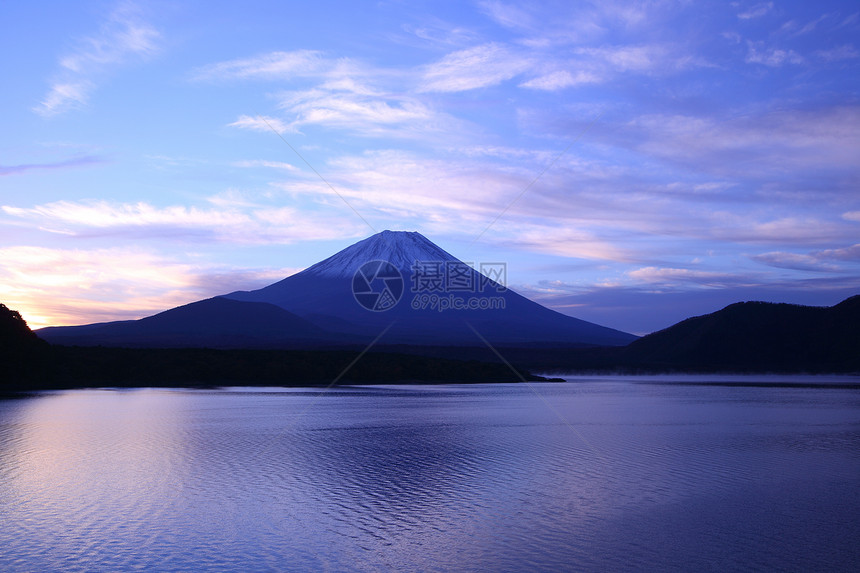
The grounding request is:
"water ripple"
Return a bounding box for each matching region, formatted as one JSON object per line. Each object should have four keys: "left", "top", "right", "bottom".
{"left": 0, "top": 381, "right": 858, "bottom": 571}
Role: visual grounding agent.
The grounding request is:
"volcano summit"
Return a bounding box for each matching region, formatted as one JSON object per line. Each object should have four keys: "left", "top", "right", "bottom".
{"left": 38, "top": 231, "right": 637, "bottom": 349}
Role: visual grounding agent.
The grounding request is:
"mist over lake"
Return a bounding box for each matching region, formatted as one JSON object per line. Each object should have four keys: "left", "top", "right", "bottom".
{"left": 1, "top": 377, "right": 858, "bottom": 572}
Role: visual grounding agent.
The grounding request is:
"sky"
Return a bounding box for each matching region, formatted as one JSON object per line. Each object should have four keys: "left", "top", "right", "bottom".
{"left": 1, "top": 0, "right": 859, "bottom": 336}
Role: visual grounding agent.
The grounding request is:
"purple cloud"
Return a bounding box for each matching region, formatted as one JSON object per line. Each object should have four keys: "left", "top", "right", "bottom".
{"left": 0, "top": 155, "right": 103, "bottom": 176}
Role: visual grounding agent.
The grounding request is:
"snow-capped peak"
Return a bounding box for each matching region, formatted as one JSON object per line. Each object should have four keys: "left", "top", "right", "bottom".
{"left": 300, "top": 230, "right": 459, "bottom": 278}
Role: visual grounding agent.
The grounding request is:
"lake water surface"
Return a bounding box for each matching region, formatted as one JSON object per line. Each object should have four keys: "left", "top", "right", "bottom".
{"left": 1, "top": 376, "right": 859, "bottom": 571}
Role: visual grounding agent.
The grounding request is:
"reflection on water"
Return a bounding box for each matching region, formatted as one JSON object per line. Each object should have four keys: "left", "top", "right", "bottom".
{"left": 1, "top": 378, "right": 859, "bottom": 571}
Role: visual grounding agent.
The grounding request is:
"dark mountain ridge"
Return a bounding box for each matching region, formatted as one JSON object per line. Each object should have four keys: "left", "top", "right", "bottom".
{"left": 0, "top": 303, "right": 49, "bottom": 388}
{"left": 37, "top": 297, "right": 333, "bottom": 349}
{"left": 617, "top": 295, "right": 860, "bottom": 372}
{"left": 0, "top": 303, "right": 41, "bottom": 344}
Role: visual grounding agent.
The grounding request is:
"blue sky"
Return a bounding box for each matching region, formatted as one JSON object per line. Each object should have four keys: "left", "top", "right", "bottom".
{"left": 1, "top": 0, "right": 858, "bottom": 335}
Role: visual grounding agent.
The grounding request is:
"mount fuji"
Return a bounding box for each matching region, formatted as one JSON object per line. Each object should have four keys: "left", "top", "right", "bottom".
{"left": 38, "top": 231, "right": 636, "bottom": 349}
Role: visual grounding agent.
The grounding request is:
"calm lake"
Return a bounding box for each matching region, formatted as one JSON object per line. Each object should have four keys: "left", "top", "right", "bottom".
{"left": 1, "top": 376, "right": 859, "bottom": 572}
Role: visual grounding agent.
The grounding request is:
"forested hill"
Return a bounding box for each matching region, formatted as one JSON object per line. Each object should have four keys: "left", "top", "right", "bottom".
{"left": 621, "top": 295, "right": 860, "bottom": 372}
{"left": 0, "top": 303, "right": 49, "bottom": 388}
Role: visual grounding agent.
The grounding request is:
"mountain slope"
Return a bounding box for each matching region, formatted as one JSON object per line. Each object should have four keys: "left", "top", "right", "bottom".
{"left": 621, "top": 295, "right": 860, "bottom": 372}
{"left": 225, "top": 230, "right": 636, "bottom": 347}
{"left": 299, "top": 230, "right": 460, "bottom": 277}
{"left": 38, "top": 297, "right": 332, "bottom": 348}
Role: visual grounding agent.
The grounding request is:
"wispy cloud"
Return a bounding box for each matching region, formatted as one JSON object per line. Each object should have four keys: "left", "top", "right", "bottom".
{"left": 710, "top": 215, "right": 855, "bottom": 245}
{"left": 491, "top": 222, "right": 633, "bottom": 262}
{"left": 34, "top": 82, "right": 94, "bottom": 117}
{"left": 241, "top": 140, "right": 857, "bottom": 259}
{"left": 210, "top": 34, "right": 704, "bottom": 143}
{"left": 751, "top": 244, "right": 860, "bottom": 271}
{"left": 261, "top": 149, "right": 652, "bottom": 261}
{"left": 815, "top": 44, "right": 860, "bottom": 62}
{"left": 745, "top": 41, "right": 804, "bottom": 66}
{"left": 0, "top": 246, "right": 200, "bottom": 328}
{"left": 792, "top": 14, "right": 830, "bottom": 36}
{"left": 0, "top": 245, "right": 300, "bottom": 328}
{"left": 628, "top": 266, "right": 754, "bottom": 288}
{"left": 2, "top": 199, "right": 366, "bottom": 245}
{"left": 232, "top": 159, "right": 298, "bottom": 171}
{"left": 611, "top": 106, "right": 860, "bottom": 177}
{"left": 477, "top": 1, "right": 536, "bottom": 31}
{"left": 477, "top": 0, "right": 606, "bottom": 44}
{"left": 750, "top": 252, "right": 840, "bottom": 272}
{"left": 577, "top": 44, "right": 674, "bottom": 73}
{"left": 3, "top": 201, "right": 248, "bottom": 229}
{"left": 204, "top": 50, "right": 464, "bottom": 140}
{"left": 419, "top": 43, "right": 532, "bottom": 92}
{"left": 0, "top": 155, "right": 103, "bottom": 176}
{"left": 737, "top": 2, "right": 773, "bottom": 20}
{"left": 34, "top": 1, "right": 160, "bottom": 116}
{"left": 229, "top": 115, "right": 293, "bottom": 134}
{"left": 520, "top": 70, "right": 600, "bottom": 91}
{"left": 816, "top": 244, "right": 860, "bottom": 261}
{"left": 191, "top": 50, "right": 325, "bottom": 81}
{"left": 400, "top": 19, "right": 482, "bottom": 48}
{"left": 518, "top": 42, "right": 707, "bottom": 91}
{"left": 230, "top": 88, "right": 469, "bottom": 144}
{"left": 276, "top": 88, "right": 436, "bottom": 134}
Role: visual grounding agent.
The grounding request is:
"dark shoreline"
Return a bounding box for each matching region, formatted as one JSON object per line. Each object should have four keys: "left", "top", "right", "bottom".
{"left": 2, "top": 344, "right": 565, "bottom": 393}
{"left": 5, "top": 341, "right": 859, "bottom": 396}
